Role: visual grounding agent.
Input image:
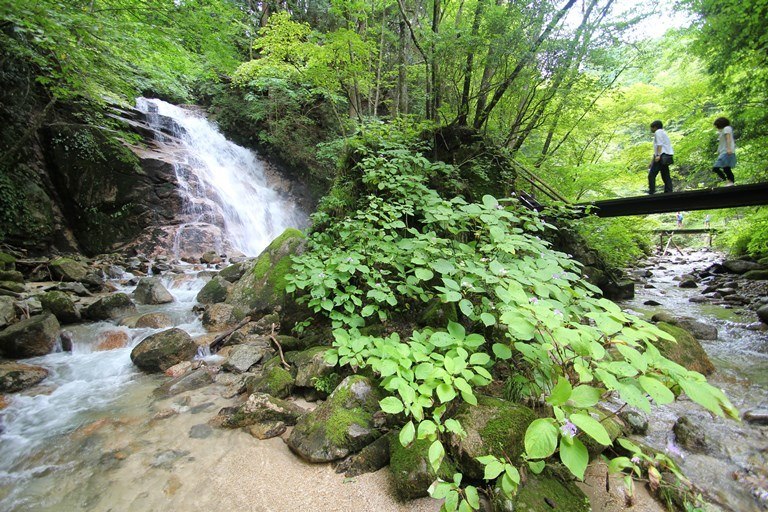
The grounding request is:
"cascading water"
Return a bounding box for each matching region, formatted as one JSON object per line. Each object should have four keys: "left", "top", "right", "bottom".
{"left": 135, "top": 97, "right": 306, "bottom": 258}
{"left": 0, "top": 99, "right": 308, "bottom": 511}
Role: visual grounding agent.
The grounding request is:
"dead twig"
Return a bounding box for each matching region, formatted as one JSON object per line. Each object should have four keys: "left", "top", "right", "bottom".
{"left": 269, "top": 323, "right": 290, "bottom": 370}
{"left": 209, "top": 316, "right": 251, "bottom": 353}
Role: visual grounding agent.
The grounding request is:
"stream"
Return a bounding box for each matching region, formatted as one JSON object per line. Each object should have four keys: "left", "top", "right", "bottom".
{"left": 620, "top": 248, "right": 768, "bottom": 512}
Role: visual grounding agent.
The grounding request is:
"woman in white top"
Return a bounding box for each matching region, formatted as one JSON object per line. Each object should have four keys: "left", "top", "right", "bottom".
{"left": 712, "top": 117, "right": 736, "bottom": 185}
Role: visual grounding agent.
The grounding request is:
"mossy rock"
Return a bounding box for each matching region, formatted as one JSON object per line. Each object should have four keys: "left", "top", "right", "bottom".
{"left": 0, "top": 281, "right": 25, "bottom": 293}
{"left": 491, "top": 468, "right": 590, "bottom": 512}
{"left": 219, "top": 392, "right": 306, "bottom": 428}
{"left": 287, "top": 345, "right": 336, "bottom": 387}
{"left": 219, "top": 262, "right": 248, "bottom": 283}
{"left": 448, "top": 395, "right": 536, "bottom": 480}
{"left": 655, "top": 322, "right": 715, "bottom": 375}
{"left": 130, "top": 327, "right": 197, "bottom": 373}
{"left": 0, "top": 253, "right": 16, "bottom": 271}
{"left": 85, "top": 293, "right": 137, "bottom": 321}
{"left": 50, "top": 257, "right": 89, "bottom": 282}
{"left": 0, "top": 270, "right": 23, "bottom": 283}
{"left": 246, "top": 366, "right": 295, "bottom": 399}
{"left": 287, "top": 375, "right": 382, "bottom": 463}
{"left": 389, "top": 436, "right": 456, "bottom": 500}
{"left": 743, "top": 269, "right": 768, "bottom": 281}
{"left": 40, "top": 290, "right": 81, "bottom": 324}
{"left": 226, "top": 228, "right": 306, "bottom": 319}
{"left": 196, "top": 275, "right": 231, "bottom": 304}
{"left": 0, "top": 312, "right": 60, "bottom": 358}
{"left": 0, "top": 362, "right": 49, "bottom": 392}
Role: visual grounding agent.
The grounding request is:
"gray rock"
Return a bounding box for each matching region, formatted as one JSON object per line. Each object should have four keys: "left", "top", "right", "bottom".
{"left": 0, "top": 296, "right": 17, "bottom": 328}
{"left": 202, "top": 303, "right": 237, "bottom": 331}
{"left": 246, "top": 366, "right": 294, "bottom": 399}
{"left": 218, "top": 392, "right": 306, "bottom": 428}
{"left": 743, "top": 409, "right": 768, "bottom": 425}
{"left": 0, "top": 270, "right": 24, "bottom": 283}
{"left": 651, "top": 313, "right": 718, "bottom": 340}
{"left": 49, "top": 257, "right": 89, "bottom": 282}
{"left": 133, "top": 277, "right": 174, "bottom": 305}
{"left": 196, "top": 275, "right": 231, "bottom": 304}
{"left": 673, "top": 416, "right": 707, "bottom": 453}
{"left": 0, "top": 312, "right": 60, "bottom": 358}
{"left": 643, "top": 299, "right": 662, "bottom": 306}
{"left": 248, "top": 420, "right": 287, "bottom": 440}
{"left": 223, "top": 344, "right": 269, "bottom": 373}
{"left": 54, "top": 282, "right": 91, "bottom": 297}
{"left": 336, "top": 432, "right": 391, "bottom": 477}
{"left": 135, "top": 312, "right": 174, "bottom": 329}
{"left": 219, "top": 262, "right": 248, "bottom": 283}
{"left": 85, "top": 293, "right": 137, "bottom": 321}
{"left": 287, "top": 375, "right": 382, "bottom": 463}
{"left": 679, "top": 277, "right": 698, "bottom": 288}
{"left": 757, "top": 304, "right": 768, "bottom": 324}
{"left": 154, "top": 368, "right": 214, "bottom": 396}
{"left": 619, "top": 410, "right": 649, "bottom": 435}
{"left": 722, "top": 259, "right": 762, "bottom": 274}
{"left": 130, "top": 328, "right": 198, "bottom": 372}
{"left": 189, "top": 424, "right": 214, "bottom": 439}
{"left": 0, "top": 362, "right": 49, "bottom": 392}
{"left": 289, "top": 346, "right": 336, "bottom": 388}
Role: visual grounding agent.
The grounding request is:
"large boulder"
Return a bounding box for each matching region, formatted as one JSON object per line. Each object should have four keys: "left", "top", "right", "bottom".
{"left": 722, "top": 259, "right": 762, "bottom": 274}
{"left": 744, "top": 269, "right": 768, "bottom": 281}
{"left": 389, "top": 436, "right": 455, "bottom": 500}
{"left": 130, "top": 328, "right": 198, "bottom": 372}
{"left": 219, "top": 262, "right": 248, "bottom": 283}
{"left": 758, "top": 304, "right": 768, "bottom": 325}
{"left": 448, "top": 395, "right": 536, "bottom": 480}
{"left": 134, "top": 312, "right": 174, "bottom": 329}
{"left": 49, "top": 257, "right": 89, "bottom": 282}
{"left": 226, "top": 228, "right": 306, "bottom": 319}
{"left": 40, "top": 291, "right": 81, "bottom": 324}
{"left": 0, "top": 312, "right": 60, "bottom": 358}
{"left": 196, "top": 275, "right": 231, "bottom": 305}
{"left": 654, "top": 323, "right": 715, "bottom": 375}
{"left": 85, "top": 293, "right": 137, "bottom": 321}
{"left": 245, "top": 365, "right": 295, "bottom": 399}
{"left": 222, "top": 342, "right": 271, "bottom": 373}
{"left": 0, "top": 252, "right": 16, "bottom": 271}
{"left": 133, "top": 277, "right": 174, "bottom": 305}
{"left": 288, "top": 346, "right": 336, "bottom": 388}
{"left": 651, "top": 312, "right": 718, "bottom": 340}
{"left": 0, "top": 362, "right": 49, "bottom": 392}
{"left": 287, "top": 375, "right": 382, "bottom": 463}
{"left": 201, "top": 303, "right": 237, "bottom": 331}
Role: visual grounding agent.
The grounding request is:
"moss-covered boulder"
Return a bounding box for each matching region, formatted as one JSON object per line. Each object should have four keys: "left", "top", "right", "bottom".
{"left": 0, "top": 281, "right": 25, "bottom": 293}
{"left": 40, "top": 291, "right": 81, "bottom": 324}
{"left": 0, "top": 312, "right": 60, "bottom": 358}
{"left": 246, "top": 365, "right": 295, "bottom": 399}
{"left": 133, "top": 277, "right": 174, "bottom": 305}
{"left": 218, "top": 392, "right": 306, "bottom": 428}
{"left": 287, "top": 345, "right": 336, "bottom": 388}
{"left": 655, "top": 322, "right": 715, "bottom": 375}
{"left": 0, "top": 362, "right": 49, "bottom": 392}
{"left": 448, "top": 395, "right": 536, "bottom": 480}
{"left": 130, "top": 328, "right": 197, "bottom": 372}
{"left": 50, "top": 257, "right": 89, "bottom": 282}
{"left": 226, "top": 228, "right": 306, "bottom": 319}
{"left": 219, "top": 262, "right": 248, "bottom": 283}
{"left": 0, "top": 253, "right": 16, "bottom": 271}
{"left": 196, "top": 275, "right": 231, "bottom": 304}
{"left": 389, "top": 436, "right": 456, "bottom": 500}
{"left": 0, "top": 270, "right": 24, "bottom": 283}
{"left": 287, "top": 375, "right": 382, "bottom": 463}
{"left": 85, "top": 293, "right": 137, "bottom": 321}
{"left": 336, "top": 432, "right": 392, "bottom": 477}
{"left": 491, "top": 468, "right": 590, "bottom": 512}
{"left": 0, "top": 296, "right": 16, "bottom": 328}
{"left": 744, "top": 269, "right": 768, "bottom": 280}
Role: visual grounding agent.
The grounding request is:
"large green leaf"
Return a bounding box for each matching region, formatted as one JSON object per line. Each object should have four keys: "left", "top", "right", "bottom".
{"left": 524, "top": 418, "right": 559, "bottom": 459}
{"left": 560, "top": 436, "right": 588, "bottom": 480}
{"left": 570, "top": 413, "right": 611, "bottom": 445}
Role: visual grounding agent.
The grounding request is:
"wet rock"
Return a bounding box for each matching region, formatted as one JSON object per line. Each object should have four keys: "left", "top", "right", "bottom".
{"left": 651, "top": 313, "right": 718, "bottom": 340}
{"left": 85, "top": 293, "right": 137, "bottom": 321}
{"left": 448, "top": 395, "right": 536, "bottom": 480}
{"left": 0, "top": 270, "right": 24, "bottom": 283}
{"left": 287, "top": 375, "right": 382, "bottom": 463}
{"left": 40, "top": 290, "right": 81, "bottom": 324}
{"left": 491, "top": 468, "right": 590, "bottom": 512}
{"left": 654, "top": 323, "right": 715, "bottom": 375}
{"left": 673, "top": 416, "right": 707, "bottom": 453}
{"left": 130, "top": 327, "right": 198, "bottom": 372}
{"left": 54, "top": 282, "right": 91, "bottom": 297}
{"left": 679, "top": 277, "right": 698, "bottom": 288}
{"left": 0, "top": 362, "right": 49, "bottom": 392}
{"left": 742, "top": 409, "right": 768, "bottom": 425}
{"left": 155, "top": 368, "right": 214, "bottom": 397}
{"left": 165, "top": 360, "right": 196, "bottom": 378}
{"left": 223, "top": 344, "right": 269, "bottom": 373}
{"left": 60, "top": 330, "right": 74, "bottom": 352}
{"left": 195, "top": 275, "right": 231, "bottom": 304}
{"left": 245, "top": 366, "right": 294, "bottom": 399}
{"left": 0, "top": 296, "right": 17, "bottom": 328}
{"left": 288, "top": 346, "right": 336, "bottom": 388}
{"left": 49, "top": 257, "right": 89, "bottom": 282}
{"left": 226, "top": 228, "right": 306, "bottom": 319}
{"left": 218, "top": 262, "right": 247, "bottom": 283}
{"left": 189, "top": 424, "right": 214, "bottom": 439}
{"left": 0, "top": 252, "right": 16, "bottom": 271}
{"left": 0, "top": 312, "right": 60, "bottom": 358}
{"left": 248, "top": 420, "right": 287, "bottom": 440}
{"left": 389, "top": 436, "right": 455, "bottom": 500}
{"left": 201, "top": 303, "right": 237, "bottom": 331}
{"left": 336, "top": 432, "right": 391, "bottom": 477}
{"left": 200, "top": 251, "right": 222, "bottom": 265}
{"left": 643, "top": 299, "right": 663, "bottom": 306}
{"left": 150, "top": 449, "right": 190, "bottom": 470}
{"left": 95, "top": 330, "right": 131, "bottom": 351}
{"left": 723, "top": 259, "right": 762, "bottom": 274}
{"left": 218, "top": 392, "right": 306, "bottom": 428}
{"left": 619, "top": 410, "right": 649, "bottom": 435}
{"left": 757, "top": 304, "right": 768, "bottom": 324}
{"left": 133, "top": 277, "right": 174, "bottom": 305}
{"left": 248, "top": 312, "right": 281, "bottom": 335}
{"left": 135, "top": 312, "right": 174, "bottom": 329}
{"left": 0, "top": 281, "right": 25, "bottom": 293}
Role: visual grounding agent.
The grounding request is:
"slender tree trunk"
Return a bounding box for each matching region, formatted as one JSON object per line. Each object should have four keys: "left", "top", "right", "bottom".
{"left": 372, "top": 8, "right": 387, "bottom": 117}
{"left": 457, "top": 0, "right": 485, "bottom": 126}
{"left": 430, "top": 0, "right": 441, "bottom": 121}
{"left": 397, "top": 19, "right": 409, "bottom": 115}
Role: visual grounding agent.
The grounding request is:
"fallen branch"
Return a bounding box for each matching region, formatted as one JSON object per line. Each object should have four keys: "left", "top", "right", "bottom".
{"left": 269, "top": 323, "right": 290, "bottom": 370}
{"left": 209, "top": 316, "right": 251, "bottom": 353}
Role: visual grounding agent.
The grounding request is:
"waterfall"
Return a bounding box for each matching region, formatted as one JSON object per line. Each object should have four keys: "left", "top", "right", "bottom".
{"left": 135, "top": 97, "right": 306, "bottom": 257}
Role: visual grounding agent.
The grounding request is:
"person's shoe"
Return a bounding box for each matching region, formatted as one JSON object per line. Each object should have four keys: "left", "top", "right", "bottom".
{"left": 724, "top": 180, "right": 735, "bottom": 186}
{"left": 646, "top": 190, "right": 655, "bottom": 195}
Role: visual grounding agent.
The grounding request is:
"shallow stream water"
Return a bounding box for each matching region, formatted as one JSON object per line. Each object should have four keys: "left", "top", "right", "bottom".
{"left": 620, "top": 249, "right": 768, "bottom": 512}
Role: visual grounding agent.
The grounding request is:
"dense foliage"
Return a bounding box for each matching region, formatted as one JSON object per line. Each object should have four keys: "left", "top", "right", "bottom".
{"left": 287, "top": 135, "right": 737, "bottom": 510}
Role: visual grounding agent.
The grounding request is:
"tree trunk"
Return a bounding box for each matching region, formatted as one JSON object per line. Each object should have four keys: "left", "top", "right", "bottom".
{"left": 457, "top": 0, "right": 485, "bottom": 126}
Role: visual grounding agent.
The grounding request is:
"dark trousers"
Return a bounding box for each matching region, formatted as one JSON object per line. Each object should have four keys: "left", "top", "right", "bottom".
{"left": 648, "top": 158, "right": 673, "bottom": 193}
{"left": 713, "top": 166, "right": 735, "bottom": 182}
